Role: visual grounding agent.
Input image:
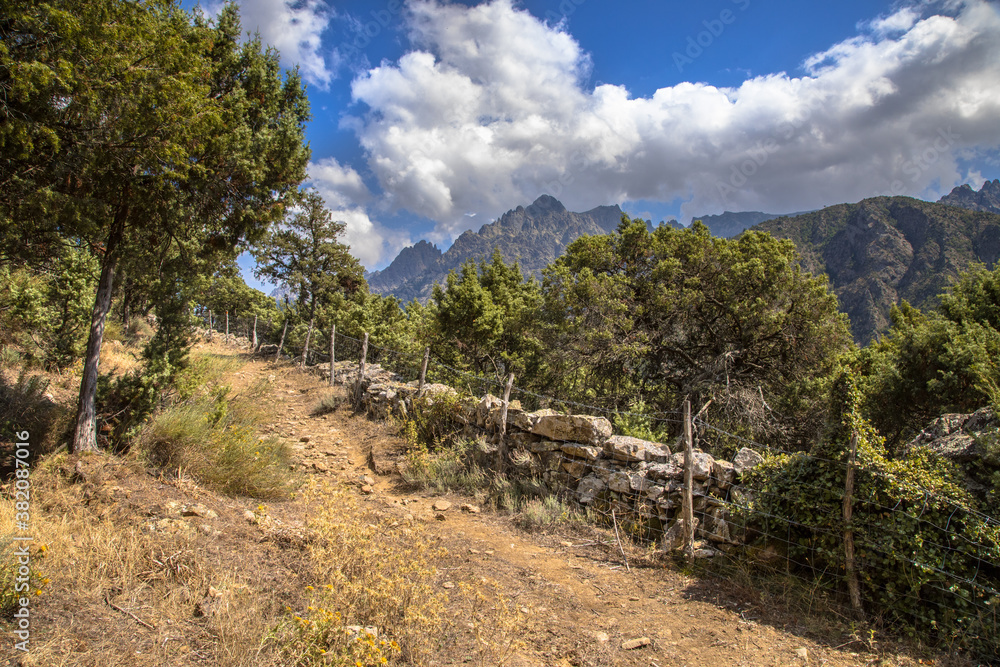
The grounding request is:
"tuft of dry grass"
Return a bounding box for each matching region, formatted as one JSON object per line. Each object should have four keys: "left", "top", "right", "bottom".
{"left": 309, "top": 392, "right": 346, "bottom": 416}
{"left": 399, "top": 436, "right": 489, "bottom": 496}
{"left": 138, "top": 370, "right": 296, "bottom": 500}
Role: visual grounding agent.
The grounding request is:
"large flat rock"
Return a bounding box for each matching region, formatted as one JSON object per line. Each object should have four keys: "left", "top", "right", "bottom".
{"left": 605, "top": 435, "right": 670, "bottom": 463}
{"left": 530, "top": 413, "right": 612, "bottom": 446}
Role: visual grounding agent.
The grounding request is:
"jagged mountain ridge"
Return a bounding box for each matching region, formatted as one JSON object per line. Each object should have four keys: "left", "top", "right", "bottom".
{"left": 938, "top": 179, "right": 1000, "bottom": 214}
{"left": 753, "top": 196, "right": 1000, "bottom": 343}
{"left": 368, "top": 195, "right": 624, "bottom": 302}
{"left": 367, "top": 190, "right": 1000, "bottom": 345}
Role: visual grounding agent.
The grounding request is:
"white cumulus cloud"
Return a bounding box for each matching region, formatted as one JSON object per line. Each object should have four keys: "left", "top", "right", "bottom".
{"left": 237, "top": 0, "right": 336, "bottom": 88}
{"left": 307, "top": 159, "right": 410, "bottom": 268}
{"left": 345, "top": 0, "right": 1000, "bottom": 240}
{"left": 308, "top": 157, "right": 371, "bottom": 208}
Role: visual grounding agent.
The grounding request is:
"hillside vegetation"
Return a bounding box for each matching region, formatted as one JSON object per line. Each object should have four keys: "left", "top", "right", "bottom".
{"left": 754, "top": 196, "right": 1000, "bottom": 344}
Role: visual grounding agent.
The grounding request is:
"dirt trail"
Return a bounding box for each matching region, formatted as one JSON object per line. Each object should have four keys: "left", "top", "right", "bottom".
{"left": 250, "top": 353, "right": 892, "bottom": 667}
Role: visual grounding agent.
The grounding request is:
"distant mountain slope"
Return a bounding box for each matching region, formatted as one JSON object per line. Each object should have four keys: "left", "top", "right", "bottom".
{"left": 368, "top": 195, "right": 623, "bottom": 302}
{"left": 938, "top": 179, "right": 1000, "bottom": 214}
{"left": 693, "top": 210, "right": 784, "bottom": 238}
{"left": 753, "top": 196, "right": 1000, "bottom": 343}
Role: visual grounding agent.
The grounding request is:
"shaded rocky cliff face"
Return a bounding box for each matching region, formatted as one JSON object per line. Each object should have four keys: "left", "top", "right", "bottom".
{"left": 363, "top": 240, "right": 443, "bottom": 296}
{"left": 368, "top": 195, "right": 623, "bottom": 302}
{"left": 939, "top": 179, "right": 1000, "bottom": 214}
{"left": 754, "top": 197, "right": 1000, "bottom": 344}
{"left": 692, "top": 210, "right": 783, "bottom": 238}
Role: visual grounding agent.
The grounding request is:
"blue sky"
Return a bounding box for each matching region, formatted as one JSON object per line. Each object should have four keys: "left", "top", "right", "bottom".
{"left": 186, "top": 0, "right": 1000, "bottom": 287}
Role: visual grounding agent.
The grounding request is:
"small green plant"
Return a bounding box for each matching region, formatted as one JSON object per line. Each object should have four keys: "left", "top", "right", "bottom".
{"left": 0, "top": 346, "right": 22, "bottom": 366}
{"left": 122, "top": 317, "right": 155, "bottom": 345}
{"left": 311, "top": 392, "right": 345, "bottom": 416}
{"left": 404, "top": 390, "right": 468, "bottom": 448}
{"left": 401, "top": 437, "right": 487, "bottom": 495}
{"left": 613, "top": 398, "right": 671, "bottom": 444}
{"left": 513, "top": 495, "right": 580, "bottom": 531}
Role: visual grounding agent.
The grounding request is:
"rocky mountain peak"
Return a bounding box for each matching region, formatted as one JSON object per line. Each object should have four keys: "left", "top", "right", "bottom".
{"left": 753, "top": 196, "right": 1000, "bottom": 343}
{"left": 525, "top": 194, "right": 567, "bottom": 216}
{"left": 939, "top": 179, "right": 1000, "bottom": 214}
{"left": 368, "top": 195, "right": 623, "bottom": 303}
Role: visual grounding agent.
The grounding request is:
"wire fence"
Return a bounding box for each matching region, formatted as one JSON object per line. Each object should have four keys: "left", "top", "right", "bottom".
{"left": 198, "top": 311, "right": 1000, "bottom": 657}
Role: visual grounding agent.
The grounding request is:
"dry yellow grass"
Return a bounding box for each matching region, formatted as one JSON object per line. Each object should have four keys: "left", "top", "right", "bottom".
{"left": 273, "top": 478, "right": 449, "bottom": 665}
{"left": 5, "top": 453, "right": 301, "bottom": 666}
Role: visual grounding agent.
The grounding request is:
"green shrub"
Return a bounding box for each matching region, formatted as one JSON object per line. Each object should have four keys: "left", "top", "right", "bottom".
{"left": 123, "top": 317, "right": 155, "bottom": 345}
{"left": 612, "top": 399, "right": 671, "bottom": 444}
{"left": 403, "top": 390, "right": 468, "bottom": 448}
{"left": 513, "top": 495, "right": 581, "bottom": 531}
{"left": 0, "top": 371, "right": 64, "bottom": 464}
{"left": 0, "top": 250, "right": 98, "bottom": 370}
{"left": 400, "top": 437, "right": 487, "bottom": 496}
{"left": 736, "top": 381, "right": 1000, "bottom": 657}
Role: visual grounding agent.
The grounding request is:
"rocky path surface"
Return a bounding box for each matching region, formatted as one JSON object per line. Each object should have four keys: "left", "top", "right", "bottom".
{"left": 249, "top": 355, "right": 891, "bottom": 667}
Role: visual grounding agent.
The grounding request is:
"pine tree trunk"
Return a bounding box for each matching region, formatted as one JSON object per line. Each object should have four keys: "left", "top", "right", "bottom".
{"left": 71, "top": 212, "right": 127, "bottom": 453}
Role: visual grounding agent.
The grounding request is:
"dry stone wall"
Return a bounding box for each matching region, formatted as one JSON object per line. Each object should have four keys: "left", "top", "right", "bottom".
{"left": 348, "top": 366, "right": 764, "bottom": 555}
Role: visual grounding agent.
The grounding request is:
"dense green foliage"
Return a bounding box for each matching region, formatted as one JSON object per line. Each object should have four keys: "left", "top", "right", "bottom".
{"left": 429, "top": 250, "right": 542, "bottom": 384}
{"left": 740, "top": 379, "right": 1000, "bottom": 653}
{"left": 406, "top": 218, "right": 852, "bottom": 452}
{"left": 0, "top": 247, "right": 98, "bottom": 369}
{"left": 856, "top": 264, "right": 1000, "bottom": 449}
{"left": 535, "top": 217, "right": 851, "bottom": 450}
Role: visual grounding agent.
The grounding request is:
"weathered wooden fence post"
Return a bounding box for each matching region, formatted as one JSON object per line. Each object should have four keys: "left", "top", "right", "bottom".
{"left": 355, "top": 332, "right": 368, "bottom": 407}
{"left": 495, "top": 373, "right": 516, "bottom": 471}
{"left": 329, "top": 325, "right": 336, "bottom": 386}
{"left": 275, "top": 319, "right": 288, "bottom": 362}
{"left": 844, "top": 431, "right": 863, "bottom": 615}
{"left": 252, "top": 314, "right": 258, "bottom": 350}
{"left": 417, "top": 347, "right": 430, "bottom": 396}
{"left": 301, "top": 317, "right": 314, "bottom": 367}
{"left": 682, "top": 398, "right": 695, "bottom": 563}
